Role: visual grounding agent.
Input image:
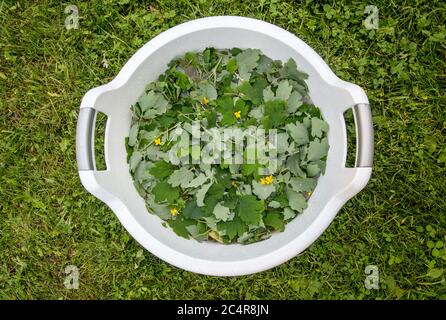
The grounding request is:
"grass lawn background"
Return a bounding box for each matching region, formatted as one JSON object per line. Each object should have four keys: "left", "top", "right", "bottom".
{"left": 0, "top": 0, "right": 445, "bottom": 299}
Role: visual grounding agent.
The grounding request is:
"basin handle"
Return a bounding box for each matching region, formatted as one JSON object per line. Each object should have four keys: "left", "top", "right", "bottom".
{"left": 76, "top": 107, "right": 96, "bottom": 171}
{"left": 353, "top": 103, "right": 374, "bottom": 168}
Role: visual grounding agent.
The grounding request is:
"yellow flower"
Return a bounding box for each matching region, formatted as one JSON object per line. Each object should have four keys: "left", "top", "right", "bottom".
{"left": 231, "top": 180, "right": 237, "bottom": 187}
{"left": 202, "top": 96, "right": 209, "bottom": 105}
{"left": 307, "top": 191, "right": 313, "bottom": 196}
{"left": 260, "top": 175, "right": 273, "bottom": 186}
{"left": 170, "top": 207, "right": 178, "bottom": 216}
{"left": 234, "top": 110, "right": 241, "bottom": 119}
{"left": 154, "top": 137, "right": 161, "bottom": 146}
{"left": 265, "top": 175, "right": 273, "bottom": 184}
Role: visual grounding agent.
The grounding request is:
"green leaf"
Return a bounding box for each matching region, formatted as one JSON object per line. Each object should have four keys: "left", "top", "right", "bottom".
{"left": 239, "top": 78, "right": 267, "bottom": 105}
{"left": 187, "top": 173, "right": 209, "bottom": 188}
{"left": 286, "top": 154, "right": 306, "bottom": 177}
{"left": 276, "top": 133, "right": 290, "bottom": 154}
{"left": 138, "top": 129, "right": 160, "bottom": 144}
{"left": 218, "top": 96, "right": 249, "bottom": 126}
{"left": 203, "top": 194, "right": 221, "bottom": 215}
{"left": 152, "top": 180, "right": 180, "bottom": 203}
{"left": 206, "top": 110, "right": 217, "bottom": 127}
{"left": 128, "top": 123, "right": 139, "bottom": 147}
{"left": 238, "top": 195, "right": 264, "bottom": 225}
{"left": 427, "top": 268, "right": 444, "bottom": 279}
{"left": 173, "top": 70, "right": 192, "bottom": 90}
{"left": 215, "top": 167, "right": 232, "bottom": 187}
{"left": 185, "top": 51, "right": 199, "bottom": 66}
{"left": 280, "top": 58, "right": 309, "bottom": 81}
{"left": 129, "top": 151, "right": 142, "bottom": 172}
{"left": 146, "top": 194, "right": 171, "bottom": 220}
{"left": 252, "top": 180, "right": 276, "bottom": 200}
{"left": 226, "top": 58, "right": 237, "bottom": 74}
{"left": 314, "top": 160, "right": 326, "bottom": 176}
{"left": 208, "top": 182, "right": 226, "bottom": 198}
{"left": 216, "top": 95, "right": 233, "bottom": 112}
{"left": 263, "top": 86, "right": 275, "bottom": 102}
{"left": 223, "top": 194, "right": 238, "bottom": 209}
{"left": 307, "top": 137, "right": 329, "bottom": 161}
{"left": 167, "top": 167, "right": 195, "bottom": 188}
{"left": 217, "top": 217, "right": 247, "bottom": 241}
{"left": 286, "top": 188, "right": 307, "bottom": 212}
{"left": 249, "top": 106, "right": 263, "bottom": 120}
{"left": 195, "top": 81, "right": 218, "bottom": 101}
{"left": 311, "top": 117, "right": 329, "bottom": 138}
{"left": 242, "top": 163, "right": 261, "bottom": 177}
{"left": 256, "top": 55, "right": 273, "bottom": 74}
{"left": 264, "top": 81, "right": 293, "bottom": 103}
{"left": 134, "top": 160, "right": 152, "bottom": 183}
{"left": 168, "top": 216, "right": 195, "bottom": 238}
{"left": 264, "top": 210, "right": 285, "bottom": 231}
{"left": 220, "top": 110, "right": 237, "bottom": 126}
{"left": 263, "top": 100, "right": 287, "bottom": 128}
{"left": 274, "top": 191, "right": 290, "bottom": 208}
{"left": 217, "top": 96, "right": 235, "bottom": 125}
{"left": 276, "top": 80, "right": 293, "bottom": 101}
{"left": 283, "top": 207, "right": 296, "bottom": 220}
{"left": 287, "top": 80, "right": 307, "bottom": 95}
{"left": 213, "top": 202, "right": 232, "bottom": 222}
{"left": 185, "top": 224, "right": 203, "bottom": 241}
{"left": 306, "top": 162, "right": 321, "bottom": 177}
{"left": 149, "top": 160, "right": 175, "bottom": 179}
{"left": 145, "top": 146, "right": 165, "bottom": 162}
{"left": 268, "top": 201, "right": 281, "bottom": 208}
{"left": 196, "top": 182, "right": 213, "bottom": 207}
{"left": 289, "top": 177, "right": 317, "bottom": 192}
{"left": 287, "top": 91, "right": 303, "bottom": 114}
{"left": 286, "top": 122, "right": 309, "bottom": 146}
{"left": 234, "top": 98, "right": 249, "bottom": 115}
{"left": 183, "top": 199, "right": 207, "bottom": 219}
{"left": 138, "top": 90, "right": 169, "bottom": 118}
{"left": 236, "top": 49, "right": 260, "bottom": 80}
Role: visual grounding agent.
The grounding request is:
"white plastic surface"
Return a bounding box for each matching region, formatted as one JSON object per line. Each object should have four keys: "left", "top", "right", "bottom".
{"left": 78, "top": 16, "right": 372, "bottom": 276}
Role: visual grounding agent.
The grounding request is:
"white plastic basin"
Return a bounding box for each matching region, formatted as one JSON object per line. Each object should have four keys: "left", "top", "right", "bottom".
{"left": 76, "top": 16, "right": 373, "bottom": 276}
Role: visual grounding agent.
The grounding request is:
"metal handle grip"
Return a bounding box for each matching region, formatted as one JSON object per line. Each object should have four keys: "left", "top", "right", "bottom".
{"left": 353, "top": 103, "right": 374, "bottom": 167}
{"left": 76, "top": 107, "right": 96, "bottom": 171}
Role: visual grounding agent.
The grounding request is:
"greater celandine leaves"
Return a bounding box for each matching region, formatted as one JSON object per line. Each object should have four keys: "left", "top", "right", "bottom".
{"left": 126, "top": 47, "right": 329, "bottom": 244}
{"left": 286, "top": 122, "right": 309, "bottom": 146}
{"left": 213, "top": 202, "right": 232, "bottom": 222}
{"left": 307, "top": 137, "right": 329, "bottom": 162}
{"left": 138, "top": 90, "right": 169, "bottom": 119}
{"left": 128, "top": 123, "right": 138, "bottom": 147}
{"left": 238, "top": 195, "right": 264, "bottom": 225}
{"left": 236, "top": 48, "right": 260, "bottom": 80}
{"left": 217, "top": 217, "right": 247, "bottom": 241}
{"left": 311, "top": 117, "right": 329, "bottom": 138}
{"left": 167, "top": 167, "right": 195, "bottom": 188}
{"left": 152, "top": 180, "right": 180, "bottom": 203}
{"left": 252, "top": 180, "right": 276, "bottom": 200}
{"left": 149, "top": 160, "right": 174, "bottom": 179}
{"left": 183, "top": 200, "right": 207, "bottom": 219}
{"left": 264, "top": 210, "right": 285, "bottom": 231}
{"left": 289, "top": 177, "right": 317, "bottom": 192}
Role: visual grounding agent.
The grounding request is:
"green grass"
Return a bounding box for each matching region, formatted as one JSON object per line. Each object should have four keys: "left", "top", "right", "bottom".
{"left": 0, "top": 0, "right": 445, "bottom": 299}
